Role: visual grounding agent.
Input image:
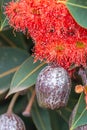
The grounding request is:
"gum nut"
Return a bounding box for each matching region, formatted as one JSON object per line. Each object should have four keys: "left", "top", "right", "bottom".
{"left": 35, "top": 65, "right": 71, "bottom": 110}
{"left": 0, "top": 113, "right": 26, "bottom": 130}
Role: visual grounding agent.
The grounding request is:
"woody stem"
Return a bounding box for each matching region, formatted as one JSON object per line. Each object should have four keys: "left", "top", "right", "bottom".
{"left": 7, "top": 92, "right": 19, "bottom": 114}
{"left": 22, "top": 90, "right": 36, "bottom": 116}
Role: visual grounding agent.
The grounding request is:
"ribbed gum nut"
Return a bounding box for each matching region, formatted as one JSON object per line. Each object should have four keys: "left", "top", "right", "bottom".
{"left": 69, "top": 104, "right": 87, "bottom": 130}
{"left": 35, "top": 65, "right": 71, "bottom": 110}
{"left": 0, "top": 113, "right": 26, "bottom": 130}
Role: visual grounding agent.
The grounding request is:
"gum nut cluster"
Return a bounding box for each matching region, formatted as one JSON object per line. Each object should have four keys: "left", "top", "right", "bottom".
{"left": 35, "top": 65, "right": 71, "bottom": 109}
{"left": 5, "top": 0, "right": 87, "bottom": 70}
{"left": 69, "top": 104, "right": 87, "bottom": 130}
{"left": 0, "top": 113, "right": 26, "bottom": 130}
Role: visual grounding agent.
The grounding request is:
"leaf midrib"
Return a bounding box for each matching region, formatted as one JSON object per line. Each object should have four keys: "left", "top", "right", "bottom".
{"left": 11, "top": 62, "right": 45, "bottom": 88}
{"left": 70, "top": 108, "right": 86, "bottom": 130}
{"left": 58, "top": 1, "right": 87, "bottom": 9}
{"left": 70, "top": 93, "right": 87, "bottom": 130}
{"left": 66, "top": 1, "right": 87, "bottom": 9}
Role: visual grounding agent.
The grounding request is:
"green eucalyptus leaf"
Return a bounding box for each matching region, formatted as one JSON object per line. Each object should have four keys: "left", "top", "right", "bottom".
{"left": 66, "top": 0, "right": 87, "bottom": 28}
{"left": 56, "top": 81, "right": 79, "bottom": 126}
{"left": 70, "top": 93, "right": 87, "bottom": 130}
{"left": 49, "top": 110, "right": 69, "bottom": 130}
{"left": 49, "top": 110, "right": 62, "bottom": 130}
{"left": 7, "top": 56, "right": 46, "bottom": 96}
{"left": 0, "top": 47, "right": 29, "bottom": 94}
{"left": 0, "top": 30, "right": 28, "bottom": 49}
{"left": 31, "top": 99, "right": 52, "bottom": 130}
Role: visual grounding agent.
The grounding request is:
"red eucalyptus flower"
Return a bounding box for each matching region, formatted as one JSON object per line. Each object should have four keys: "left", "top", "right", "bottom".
{"left": 5, "top": 0, "right": 87, "bottom": 70}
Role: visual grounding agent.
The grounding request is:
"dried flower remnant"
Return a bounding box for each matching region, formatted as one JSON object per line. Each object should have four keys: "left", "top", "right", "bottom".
{"left": 75, "top": 85, "right": 84, "bottom": 94}
{"left": 5, "top": 0, "right": 87, "bottom": 70}
{"left": 75, "top": 84, "right": 87, "bottom": 109}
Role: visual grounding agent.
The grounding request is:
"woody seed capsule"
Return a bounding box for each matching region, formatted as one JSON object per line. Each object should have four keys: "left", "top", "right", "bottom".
{"left": 35, "top": 65, "right": 71, "bottom": 109}
{"left": 0, "top": 113, "right": 26, "bottom": 130}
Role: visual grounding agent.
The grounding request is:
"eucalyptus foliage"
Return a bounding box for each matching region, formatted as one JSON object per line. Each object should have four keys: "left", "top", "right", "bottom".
{"left": 0, "top": 0, "right": 87, "bottom": 130}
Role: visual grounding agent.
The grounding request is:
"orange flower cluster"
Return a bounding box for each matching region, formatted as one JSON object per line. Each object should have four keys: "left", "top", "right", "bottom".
{"left": 5, "top": 0, "right": 87, "bottom": 70}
